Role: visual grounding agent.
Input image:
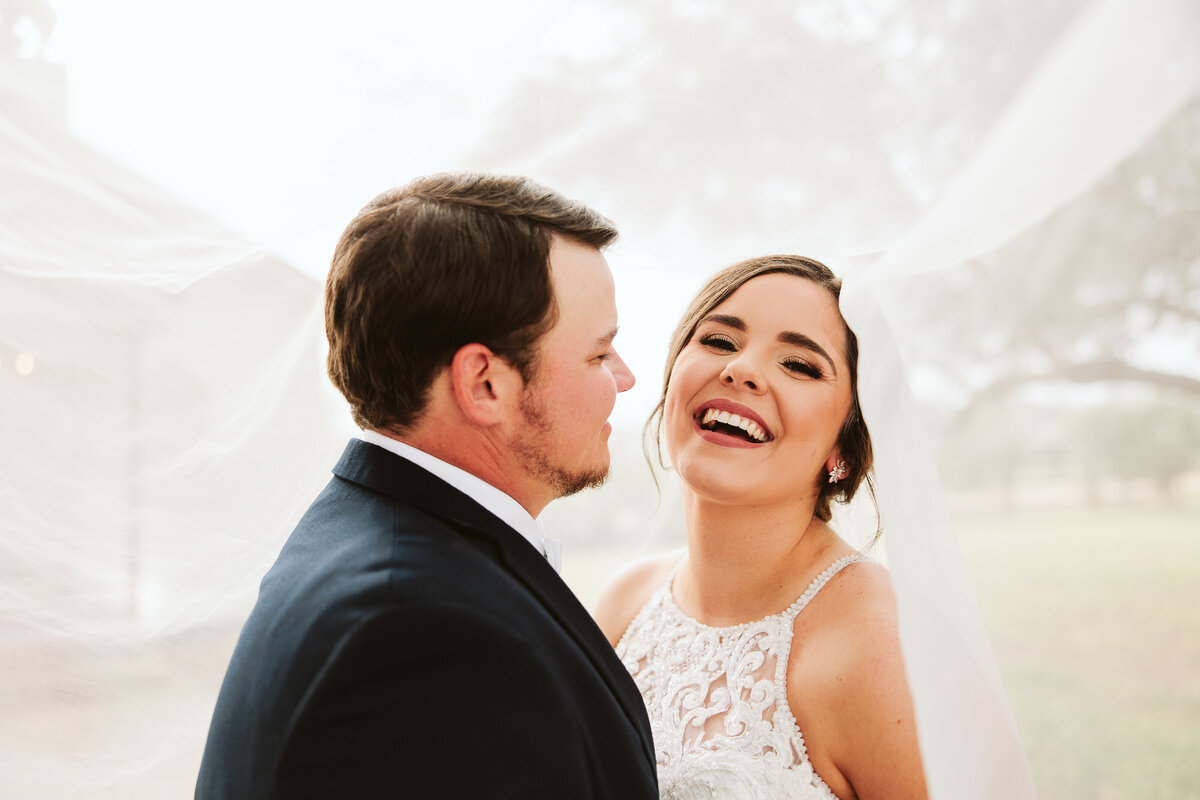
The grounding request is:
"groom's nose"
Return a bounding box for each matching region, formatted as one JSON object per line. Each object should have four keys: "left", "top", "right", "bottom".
{"left": 609, "top": 350, "right": 635, "bottom": 392}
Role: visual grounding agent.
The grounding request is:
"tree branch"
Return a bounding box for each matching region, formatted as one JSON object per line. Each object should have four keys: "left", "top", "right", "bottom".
{"left": 1140, "top": 295, "right": 1200, "bottom": 324}
{"left": 951, "top": 357, "right": 1200, "bottom": 431}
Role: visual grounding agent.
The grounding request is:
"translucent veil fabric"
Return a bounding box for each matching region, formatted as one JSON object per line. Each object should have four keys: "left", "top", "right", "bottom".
{"left": 2, "top": 20, "right": 352, "bottom": 794}
{"left": 2, "top": 0, "right": 1197, "bottom": 797}
{"left": 840, "top": 1, "right": 1200, "bottom": 797}
{"left": 1, "top": 70, "right": 350, "bottom": 636}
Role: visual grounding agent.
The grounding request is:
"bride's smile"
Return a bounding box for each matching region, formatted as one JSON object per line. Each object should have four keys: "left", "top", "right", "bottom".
{"left": 693, "top": 399, "right": 772, "bottom": 446}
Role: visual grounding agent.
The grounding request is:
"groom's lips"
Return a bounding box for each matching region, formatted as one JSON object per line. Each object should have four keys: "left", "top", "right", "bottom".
{"left": 692, "top": 398, "right": 773, "bottom": 449}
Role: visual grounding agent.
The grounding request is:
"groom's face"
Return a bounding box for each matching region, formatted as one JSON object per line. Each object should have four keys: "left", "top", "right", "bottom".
{"left": 509, "top": 236, "right": 635, "bottom": 498}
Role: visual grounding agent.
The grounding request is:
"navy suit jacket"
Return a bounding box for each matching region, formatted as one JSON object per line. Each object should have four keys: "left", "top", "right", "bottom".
{"left": 196, "top": 439, "right": 658, "bottom": 799}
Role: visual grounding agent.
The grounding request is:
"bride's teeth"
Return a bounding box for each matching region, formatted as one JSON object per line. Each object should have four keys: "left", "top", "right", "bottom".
{"left": 698, "top": 407, "right": 769, "bottom": 442}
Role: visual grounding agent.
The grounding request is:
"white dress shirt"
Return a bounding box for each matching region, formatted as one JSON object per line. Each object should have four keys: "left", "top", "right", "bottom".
{"left": 357, "top": 429, "right": 560, "bottom": 572}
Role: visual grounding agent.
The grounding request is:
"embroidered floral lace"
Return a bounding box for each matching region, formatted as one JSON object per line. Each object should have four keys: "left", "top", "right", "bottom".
{"left": 616, "top": 555, "right": 861, "bottom": 800}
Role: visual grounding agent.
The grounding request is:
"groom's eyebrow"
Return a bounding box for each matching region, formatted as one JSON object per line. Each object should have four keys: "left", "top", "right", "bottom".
{"left": 595, "top": 327, "right": 619, "bottom": 348}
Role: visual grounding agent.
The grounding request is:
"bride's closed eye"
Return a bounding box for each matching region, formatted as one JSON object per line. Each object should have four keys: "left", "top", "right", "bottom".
{"left": 699, "top": 333, "right": 737, "bottom": 351}
{"left": 700, "top": 333, "right": 823, "bottom": 378}
{"left": 782, "top": 358, "right": 822, "bottom": 379}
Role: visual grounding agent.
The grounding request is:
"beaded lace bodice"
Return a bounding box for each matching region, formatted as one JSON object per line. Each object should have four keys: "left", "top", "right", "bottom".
{"left": 616, "top": 555, "right": 860, "bottom": 800}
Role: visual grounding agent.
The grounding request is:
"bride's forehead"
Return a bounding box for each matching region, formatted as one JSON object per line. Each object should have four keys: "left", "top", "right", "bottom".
{"left": 715, "top": 274, "right": 838, "bottom": 321}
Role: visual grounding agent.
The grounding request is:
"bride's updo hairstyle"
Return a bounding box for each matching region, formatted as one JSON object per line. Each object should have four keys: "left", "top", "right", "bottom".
{"left": 646, "top": 255, "right": 873, "bottom": 522}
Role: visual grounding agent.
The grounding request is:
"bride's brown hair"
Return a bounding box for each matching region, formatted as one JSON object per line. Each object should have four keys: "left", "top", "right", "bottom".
{"left": 645, "top": 254, "right": 874, "bottom": 523}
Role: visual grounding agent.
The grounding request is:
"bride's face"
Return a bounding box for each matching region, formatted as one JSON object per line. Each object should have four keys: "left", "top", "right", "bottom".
{"left": 663, "top": 273, "right": 854, "bottom": 508}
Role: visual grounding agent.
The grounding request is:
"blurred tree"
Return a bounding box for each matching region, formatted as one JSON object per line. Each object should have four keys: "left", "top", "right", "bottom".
{"left": 902, "top": 99, "right": 1200, "bottom": 420}
{"left": 1074, "top": 395, "right": 1200, "bottom": 497}
{"left": 479, "top": 0, "right": 1198, "bottom": 448}
{"left": 935, "top": 401, "right": 1027, "bottom": 503}
{"left": 475, "top": 0, "right": 1085, "bottom": 251}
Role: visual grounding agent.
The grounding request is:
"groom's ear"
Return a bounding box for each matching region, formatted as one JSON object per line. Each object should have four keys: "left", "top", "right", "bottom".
{"left": 448, "top": 343, "right": 523, "bottom": 427}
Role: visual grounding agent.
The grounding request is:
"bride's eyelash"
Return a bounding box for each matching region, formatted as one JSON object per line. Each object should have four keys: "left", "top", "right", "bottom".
{"left": 699, "top": 333, "right": 737, "bottom": 351}
{"left": 783, "top": 358, "right": 822, "bottom": 378}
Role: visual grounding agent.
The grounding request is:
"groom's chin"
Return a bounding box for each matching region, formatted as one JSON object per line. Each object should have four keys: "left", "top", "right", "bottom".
{"left": 552, "top": 465, "right": 610, "bottom": 499}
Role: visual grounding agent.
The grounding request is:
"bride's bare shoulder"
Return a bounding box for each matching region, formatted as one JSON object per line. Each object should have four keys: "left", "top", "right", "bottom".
{"left": 799, "top": 558, "right": 900, "bottom": 654}
{"left": 789, "top": 559, "right": 927, "bottom": 798}
{"left": 788, "top": 558, "right": 905, "bottom": 704}
{"left": 592, "top": 549, "right": 684, "bottom": 647}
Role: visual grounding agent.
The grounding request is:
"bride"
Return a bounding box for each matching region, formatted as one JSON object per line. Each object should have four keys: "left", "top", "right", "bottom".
{"left": 595, "top": 255, "right": 926, "bottom": 800}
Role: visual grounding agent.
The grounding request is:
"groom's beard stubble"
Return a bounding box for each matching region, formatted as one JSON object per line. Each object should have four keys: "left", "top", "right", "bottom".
{"left": 512, "top": 389, "right": 609, "bottom": 500}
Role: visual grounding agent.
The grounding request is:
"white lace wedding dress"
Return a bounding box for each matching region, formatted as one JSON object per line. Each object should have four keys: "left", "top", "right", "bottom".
{"left": 615, "top": 555, "right": 861, "bottom": 800}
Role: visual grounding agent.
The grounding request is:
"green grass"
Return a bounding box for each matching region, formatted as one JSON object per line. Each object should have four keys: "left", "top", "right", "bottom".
{"left": 956, "top": 504, "right": 1200, "bottom": 800}
{"left": 564, "top": 502, "right": 1200, "bottom": 800}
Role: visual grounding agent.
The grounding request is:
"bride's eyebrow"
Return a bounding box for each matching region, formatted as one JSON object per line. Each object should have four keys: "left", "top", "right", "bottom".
{"left": 699, "top": 313, "right": 744, "bottom": 330}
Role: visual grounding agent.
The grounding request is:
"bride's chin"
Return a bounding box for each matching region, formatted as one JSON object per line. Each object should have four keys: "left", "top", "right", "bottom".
{"left": 677, "top": 461, "right": 756, "bottom": 501}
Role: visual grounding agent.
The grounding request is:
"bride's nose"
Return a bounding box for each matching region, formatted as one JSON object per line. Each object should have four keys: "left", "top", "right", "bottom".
{"left": 719, "top": 356, "right": 764, "bottom": 393}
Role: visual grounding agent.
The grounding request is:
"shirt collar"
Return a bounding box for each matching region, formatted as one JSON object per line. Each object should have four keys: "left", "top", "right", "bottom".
{"left": 357, "top": 429, "right": 555, "bottom": 569}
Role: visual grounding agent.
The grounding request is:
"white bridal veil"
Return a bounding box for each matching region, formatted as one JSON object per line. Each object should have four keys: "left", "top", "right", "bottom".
{"left": 840, "top": 2, "right": 1199, "bottom": 796}
{"left": 2, "top": 0, "right": 1197, "bottom": 797}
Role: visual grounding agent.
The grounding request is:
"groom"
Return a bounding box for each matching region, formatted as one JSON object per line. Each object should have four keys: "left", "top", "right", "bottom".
{"left": 196, "top": 173, "right": 657, "bottom": 798}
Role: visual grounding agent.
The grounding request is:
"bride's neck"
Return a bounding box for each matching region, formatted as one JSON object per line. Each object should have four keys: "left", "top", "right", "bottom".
{"left": 676, "top": 492, "right": 843, "bottom": 626}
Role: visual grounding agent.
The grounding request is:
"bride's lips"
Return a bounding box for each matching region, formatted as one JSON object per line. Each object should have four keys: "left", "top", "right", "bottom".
{"left": 691, "top": 398, "right": 773, "bottom": 449}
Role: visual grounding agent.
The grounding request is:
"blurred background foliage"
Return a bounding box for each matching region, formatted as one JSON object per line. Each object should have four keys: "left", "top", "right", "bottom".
{"left": 480, "top": 0, "right": 1200, "bottom": 514}
{"left": 478, "top": 0, "right": 1089, "bottom": 252}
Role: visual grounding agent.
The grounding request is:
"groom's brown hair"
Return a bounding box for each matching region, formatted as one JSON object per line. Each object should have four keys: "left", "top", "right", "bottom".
{"left": 325, "top": 172, "right": 617, "bottom": 432}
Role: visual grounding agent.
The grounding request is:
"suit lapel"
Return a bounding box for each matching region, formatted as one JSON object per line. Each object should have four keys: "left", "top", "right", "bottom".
{"left": 332, "top": 439, "right": 656, "bottom": 765}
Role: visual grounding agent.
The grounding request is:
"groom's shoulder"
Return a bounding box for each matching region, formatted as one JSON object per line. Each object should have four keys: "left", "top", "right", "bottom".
{"left": 241, "top": 488, "right": 524, "bottom": 691}
{"left": 263, "top": 475, "right": 504, "bottom": 618}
